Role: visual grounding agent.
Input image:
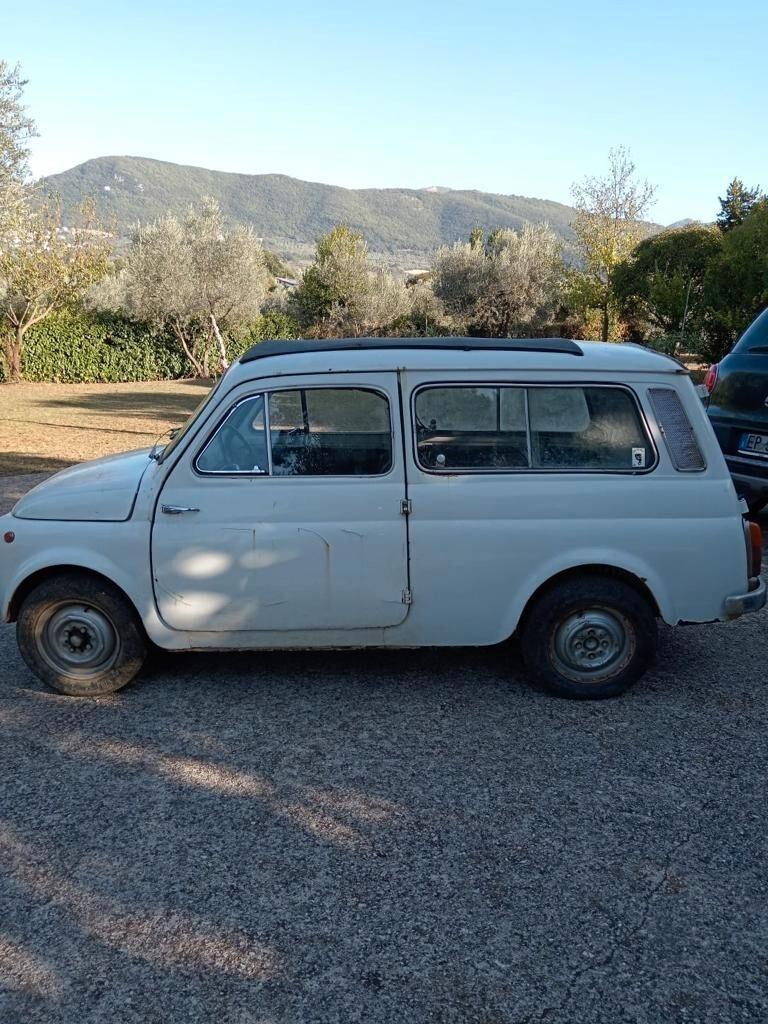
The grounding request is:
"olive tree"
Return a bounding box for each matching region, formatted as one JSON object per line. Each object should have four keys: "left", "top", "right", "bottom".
{"left": 0, "top": 198, "right": 110, "bottom": 381}
{"left": 290, "top": 225, "right": 411, "bottom": 337}
{"left": 101, "top": 198, "right": 271, "bottom": 375}
{"left": 431, "top": 224, "right": 564, "bottom": 337}
{"left": 0, "top": 60, "right": 36, "bottom": 234}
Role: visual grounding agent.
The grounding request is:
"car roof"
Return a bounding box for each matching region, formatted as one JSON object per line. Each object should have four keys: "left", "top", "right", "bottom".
{"left": 234, "top": 337, "right": 685, "bottom": 377}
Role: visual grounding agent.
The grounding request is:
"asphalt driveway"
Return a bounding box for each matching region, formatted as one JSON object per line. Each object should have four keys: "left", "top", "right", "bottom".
{"left": 1, "top": 480, "right": 767, "bottom": 1023}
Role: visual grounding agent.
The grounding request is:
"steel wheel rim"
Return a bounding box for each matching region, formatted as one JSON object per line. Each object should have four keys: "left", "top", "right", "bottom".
{"left": 36, "top": 601, "right": 120, "bottom": 679}
{"left": 551, "top": 606, "right": 633, "bottom": 684}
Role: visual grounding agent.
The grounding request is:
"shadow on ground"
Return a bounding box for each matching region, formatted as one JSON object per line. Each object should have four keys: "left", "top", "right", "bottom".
{"left": 45, "top": 382, "right": 210, "bottom": 423}
{"left": 0, "top": 453, "right": 75, "bottom": 477}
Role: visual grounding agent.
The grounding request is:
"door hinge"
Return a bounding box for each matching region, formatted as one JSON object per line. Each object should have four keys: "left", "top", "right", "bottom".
{"left": 400, "top": 498, "right": 412, "bottom": 516}
{"left": 402, "top": 588, "right": 413, "bottom": 605}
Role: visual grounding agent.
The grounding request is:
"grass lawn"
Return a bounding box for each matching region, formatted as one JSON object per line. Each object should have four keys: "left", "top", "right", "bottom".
{"left": 0, "top": 379, "right": 212, "bottom": 475}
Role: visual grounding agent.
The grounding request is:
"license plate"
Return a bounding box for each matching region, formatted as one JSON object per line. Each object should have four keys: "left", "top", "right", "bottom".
{"left": 739, "top": 432, "right": 768, "bottom": 457}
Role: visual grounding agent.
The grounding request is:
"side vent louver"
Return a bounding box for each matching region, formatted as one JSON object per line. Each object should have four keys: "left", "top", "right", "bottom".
{"left": 648, "top": 387, "right": 705, "bottom": 472}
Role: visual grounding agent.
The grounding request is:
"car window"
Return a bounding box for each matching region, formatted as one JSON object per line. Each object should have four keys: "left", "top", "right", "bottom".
{"left": 414, "top": 385, "right": 652, "bottom": 473}
{"left": 529, "top": 387, "right": 651, "bottom": 470}
{"left": 415, "top": 386, "right": 529, "bottom": 469}
{"left": 269, "top": 388, "right": 392, "bottom": 476}
{"left": 196, "top": 394, "right": 269, "bottom": 473}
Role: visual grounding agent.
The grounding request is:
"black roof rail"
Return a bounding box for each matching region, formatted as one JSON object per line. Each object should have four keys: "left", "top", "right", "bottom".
{"left": 240, "top": 337, "right": 583, "bottom": 362}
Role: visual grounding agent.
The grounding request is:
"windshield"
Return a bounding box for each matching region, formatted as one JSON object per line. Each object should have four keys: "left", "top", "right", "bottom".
{"left": 157, "top": 375, "right": 228, "bottom": 463}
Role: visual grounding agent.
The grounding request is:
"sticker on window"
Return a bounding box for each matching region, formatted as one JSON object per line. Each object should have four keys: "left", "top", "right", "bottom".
{"left": 632, "top": 447, "right": 646, "bottom": 469}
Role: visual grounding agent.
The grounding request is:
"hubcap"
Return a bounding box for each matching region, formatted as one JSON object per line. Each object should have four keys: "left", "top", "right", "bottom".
{"left": 37, "top": 603, "right": 119, "bottom": 678}
{"left": 552, "top": 607, "right": 632, "bottom": 684}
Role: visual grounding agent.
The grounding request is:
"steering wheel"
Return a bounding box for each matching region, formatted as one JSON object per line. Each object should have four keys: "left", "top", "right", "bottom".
{"left": 220, "top": 424, "right": 256, "bottom": 470}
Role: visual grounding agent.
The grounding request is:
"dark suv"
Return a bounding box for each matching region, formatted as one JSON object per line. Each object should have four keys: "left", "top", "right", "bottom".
{"left": 707, "top": 306, "right": 768, "bottom": 514}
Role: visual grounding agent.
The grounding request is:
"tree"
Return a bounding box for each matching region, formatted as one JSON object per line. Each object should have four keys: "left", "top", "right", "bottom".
{"left": 290, "top": 226, "right": 370, "bottom": 334}
{"left": 702, "top": 199, "right": 768, "bottom": 360}
{"left": 0, "top": 61, "right": 36, "bottom": 235}
{"left": 0, "top": 197, "right": 111, "bottom": 381}
{"left": 613, "top": 225, "right": 722, "bottom": 350}
{"left": 100, "top": 198, "right": 271, "bottom": 376}
{"left": 717, "top": 178, "right": 762, "bottom": 233}
{"left": 431, "top": 224, "right": 563, "bottom": 337}
{"left": 570, "top": 146, "right": 656, "bottom": 342}
{"left": 290, "top": 225, "right": 410, "bottom": 337}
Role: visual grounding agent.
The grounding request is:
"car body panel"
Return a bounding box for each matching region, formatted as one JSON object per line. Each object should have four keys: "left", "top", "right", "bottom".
{"left": 12, "top": 448, "right": 153, "bottom": 521}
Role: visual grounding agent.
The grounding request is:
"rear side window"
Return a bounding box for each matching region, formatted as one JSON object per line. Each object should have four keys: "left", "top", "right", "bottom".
{"left": 529, "top": 387, "right": 650, "bottom": 470}
{"left": 415, "top": 387, "right": 529, "bottom": 469}
{"left": 647, "top": 387, "right": 706, "bottom": 471}
{"left": 414, "top": 385, "right": 654, "bottom": 473}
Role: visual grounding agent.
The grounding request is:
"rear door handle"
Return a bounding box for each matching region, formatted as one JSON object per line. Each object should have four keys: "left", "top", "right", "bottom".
{"left": 161, "top": 504, "right": 200, "bottom": 515}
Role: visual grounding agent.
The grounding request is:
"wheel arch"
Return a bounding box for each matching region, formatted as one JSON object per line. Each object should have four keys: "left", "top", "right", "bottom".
{"left": 6, "top": 564, "right": 143, "bottom": 626}
{"left": 517, "top": 563, "right": 662, "bottom": 635}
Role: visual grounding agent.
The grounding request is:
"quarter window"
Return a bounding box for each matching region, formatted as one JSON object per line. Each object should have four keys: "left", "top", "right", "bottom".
{"left": 415, "top": 385, "right": 652, "bottom": 473}
{"left": 196, "top": 394, "right": 268, "bottom": 474}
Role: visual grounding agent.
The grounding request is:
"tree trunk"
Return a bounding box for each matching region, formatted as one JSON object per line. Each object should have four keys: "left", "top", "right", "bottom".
{"left": 210, "top": 314, "right": 229, "bottom": 373}
{"left": 2, "top": 326, "right": 24, "bottom": 383}
{"left": 172, "top": 323, "right": 205, "bottom": 378}
{"left": 601, "top": 301, "right": 610, "bottom": 343}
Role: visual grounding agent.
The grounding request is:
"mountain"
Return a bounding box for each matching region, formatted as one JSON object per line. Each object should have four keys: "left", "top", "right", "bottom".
{"left": 41, "top": 156, "right": 583, "bottom": 268}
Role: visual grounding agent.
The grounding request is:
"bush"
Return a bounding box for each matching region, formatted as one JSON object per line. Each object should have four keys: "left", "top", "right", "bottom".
{"left": 227, "top": 309, "right": 301, "bottom": 361}
{"left": 1, "top": 307, "right": 187, "bottom": 383}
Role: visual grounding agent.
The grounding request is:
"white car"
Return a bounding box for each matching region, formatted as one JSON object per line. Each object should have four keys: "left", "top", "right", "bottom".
{"left": 1, "top": 338, "right": 764, "bottom": 700}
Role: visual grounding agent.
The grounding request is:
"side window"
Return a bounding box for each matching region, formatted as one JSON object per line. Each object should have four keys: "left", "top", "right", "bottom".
{"left": 196, "top": 394, "right": 268, "bottom": 474}
{"left": 415, "top": 387, "right": 529, "bottom": 469}
{"left": 414, "top": 384, "right": 653, "bottom": 473}
{"left": 269, "top": 388, "right": 392, "bottom": 476}
{"left": 529, "top": 387, "right": 651, "bottom": 470}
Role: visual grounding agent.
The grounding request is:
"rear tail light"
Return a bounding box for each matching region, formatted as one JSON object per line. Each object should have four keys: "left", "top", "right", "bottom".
{"left": 704, "top": 363, "right": 719, "bottom": 394}
{"left": 748, "top": 521, "right": 763, "bottom": 577}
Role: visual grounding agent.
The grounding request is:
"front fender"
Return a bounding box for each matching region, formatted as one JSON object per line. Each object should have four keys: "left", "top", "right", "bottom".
{"left": 1, "top": 518, "right": 151, "bottom": 624}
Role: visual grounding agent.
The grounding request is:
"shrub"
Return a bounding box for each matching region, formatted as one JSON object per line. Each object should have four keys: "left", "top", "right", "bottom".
{"left": 227, "top": 309, "right": 301, "bottom": 360}
{"left": 0, "top": 307, "right": 186, "bottom": 383}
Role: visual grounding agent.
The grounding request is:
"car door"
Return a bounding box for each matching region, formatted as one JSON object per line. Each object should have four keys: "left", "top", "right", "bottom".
{"left": 151, "top": 372, "right": 410, "bottom": 633}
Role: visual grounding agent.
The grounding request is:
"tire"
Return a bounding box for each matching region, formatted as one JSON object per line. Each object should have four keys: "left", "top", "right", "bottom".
{"left": 520, "top": 575, "right": 657, "bottom": 700}
{"left": 17, "top": 572, "right": 147, "bottom": 696}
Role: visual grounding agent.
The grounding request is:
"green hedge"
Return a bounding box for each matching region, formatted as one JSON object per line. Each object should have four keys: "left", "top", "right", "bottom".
{"left": 1, "top": 306, "right": 302, "bottom": 383}
{"left": 3, "top": 308, "right": 186, "bottom": 383}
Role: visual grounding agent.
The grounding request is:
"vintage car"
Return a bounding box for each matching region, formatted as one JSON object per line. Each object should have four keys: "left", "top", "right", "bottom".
{"left": 1, "top": 337, "right": 764, "bottom": 700}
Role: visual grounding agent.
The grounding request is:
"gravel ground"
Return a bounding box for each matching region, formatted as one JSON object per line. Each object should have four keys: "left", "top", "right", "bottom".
{"left": 1, "top": 474, "right": 767, "bottom": 1023}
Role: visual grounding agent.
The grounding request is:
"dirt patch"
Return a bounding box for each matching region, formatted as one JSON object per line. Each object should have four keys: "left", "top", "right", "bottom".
{"left": 0, "top": 379, "right": 211, "bottom": 475}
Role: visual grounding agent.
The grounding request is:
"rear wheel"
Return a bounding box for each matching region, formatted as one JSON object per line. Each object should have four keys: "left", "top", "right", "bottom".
{"left": 520, "top": 575, "right": 657, "bottom": 699}
{"left": 17, "top": 572, "right": 147, "bottom": 696}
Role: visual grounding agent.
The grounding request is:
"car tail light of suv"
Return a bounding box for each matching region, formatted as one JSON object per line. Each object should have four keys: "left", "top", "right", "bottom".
{"left": 704, "top": 363, "right": 720, "bottom": 394}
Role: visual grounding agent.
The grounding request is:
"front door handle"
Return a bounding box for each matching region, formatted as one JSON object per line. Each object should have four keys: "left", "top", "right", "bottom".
{"left": 161, "top": 504, "right": 200, "bottom": 515}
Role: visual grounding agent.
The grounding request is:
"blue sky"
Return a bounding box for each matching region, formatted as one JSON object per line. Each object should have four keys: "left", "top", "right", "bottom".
{"left": 6, "top": 0, "right": 767, "bottom": 224}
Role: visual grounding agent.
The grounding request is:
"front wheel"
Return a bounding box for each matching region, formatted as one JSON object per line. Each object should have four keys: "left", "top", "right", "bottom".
{"left": 520, "top": 576, "right": 657, "bottom": 699}
{"left": 17, "top": 572, "right": 147, "bottom": 696}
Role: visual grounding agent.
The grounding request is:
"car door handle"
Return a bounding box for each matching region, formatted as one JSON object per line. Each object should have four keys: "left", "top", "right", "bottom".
{"left": 161, "top": 504, "right": 200, "bottom": 515}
